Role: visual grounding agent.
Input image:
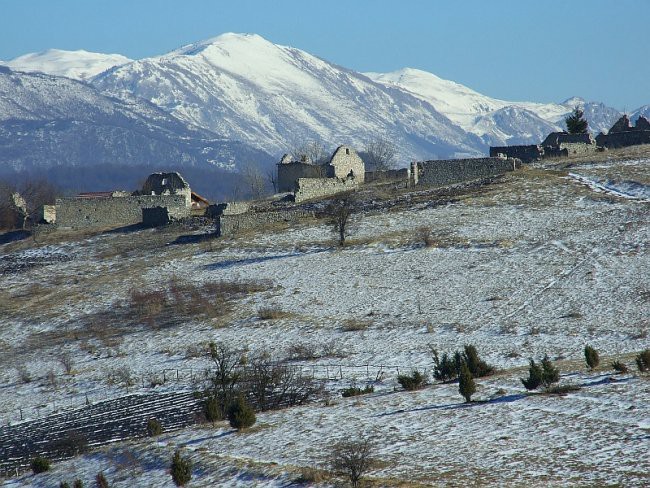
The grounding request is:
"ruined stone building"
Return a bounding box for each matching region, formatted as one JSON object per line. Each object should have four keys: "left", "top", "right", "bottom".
{"left": 277, "top": 145, "right": 365, "bottom": 202}
{"left": 52, "top": 172, "right": 196, "bottom": 230}
{"left": 490, "top": 131, "right": 597, "bottom": 162}
{"left": 596, "top": 115, "right": 650, "bottom": 149}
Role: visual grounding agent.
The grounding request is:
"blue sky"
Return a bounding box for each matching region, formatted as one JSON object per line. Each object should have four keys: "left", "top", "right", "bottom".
{"left": 2, "top": 0, "right": 649, "bottom": 110}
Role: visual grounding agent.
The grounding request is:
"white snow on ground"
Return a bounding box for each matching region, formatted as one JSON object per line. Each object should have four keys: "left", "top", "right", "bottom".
{"left": 568, "top": 173, "right": 650, "bottom": 202}
{"left": 1, "top": 158, "right": 649, "bottom": 485}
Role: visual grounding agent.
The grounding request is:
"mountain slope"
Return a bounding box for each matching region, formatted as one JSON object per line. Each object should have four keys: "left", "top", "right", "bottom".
{"left": 366, "top": 68, "right": 622, "bottom": 145}
{"left": 3, "top": 49, "right": 132, "bottom": 80}
{"left": 0, "top": 67, "right": 273, "bottom": 198}
{"left": 92, "top": 33, "right": 485, "bottom": 160}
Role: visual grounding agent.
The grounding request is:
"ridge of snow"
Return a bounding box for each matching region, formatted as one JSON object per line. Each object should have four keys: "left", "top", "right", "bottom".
{"left": 4, "top": 48, "right": 132, "bottom": 80}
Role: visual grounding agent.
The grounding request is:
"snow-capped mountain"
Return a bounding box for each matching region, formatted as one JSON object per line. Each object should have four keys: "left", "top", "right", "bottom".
{"left": 366, "top": 68, "right": 621, "bottom": 145}
{"left": 92, "top": 33, "right": 485, "bottom": 161}
{"left": 0, "top": 66, "right": 272, "bottom": 198}
{"left": 2, "top": 49, "right": 131, "bottom": 80}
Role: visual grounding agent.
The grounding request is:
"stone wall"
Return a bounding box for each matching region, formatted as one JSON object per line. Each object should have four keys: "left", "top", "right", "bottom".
{"left": 490, "top": 145, "right": 543, "bottom": 162}
{"left": 142, "top": 205, "right": 189, "bottom": 227}
{"left": 414, "top": 157, "right": 518, "bottom": 187}
{"left": 294, "top": 177, "right": 358, "bottom": 203}
{"left": 217, "top": 208, "right": 315, "bottom": 237}
{"left": 205, "top": 201, "right": 250, "bottom": 218}
{"left": 596, "top": 130, "right": 650, "bottom": 149}
{"left": 557, "top": 142, "right": 597, "bottom": 155}
{"left": 55, "top": 194, "right": 189, "bottom": 229}
{"left": 277, "top": 162, "right": 324, "bottom": 192}
{"left": 327, "top": 146, "right": 365, "bottom": 182}
{"left": 364, "top": 168, "right": 410, "bottom": 183}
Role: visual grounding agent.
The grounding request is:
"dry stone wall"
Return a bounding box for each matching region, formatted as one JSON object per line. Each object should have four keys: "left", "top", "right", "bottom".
{"left": 414, "top": 157, "right": 518, "bottom": 187}
{"left": 490, "top": 145, "right": 543, "bottom": 162}
{"left": 294, "top": 177, "right": 358, "bottom": 202}
{"left": 55, "top": 194, "right": 188, "bottom": 229}
{"left": 217, "top": 208, "right": 315, "bottom": 236}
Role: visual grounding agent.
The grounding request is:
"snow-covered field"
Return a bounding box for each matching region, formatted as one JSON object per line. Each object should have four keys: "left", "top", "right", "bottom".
{"left": 1, "top": 158, "right": 648, "bottom": 486}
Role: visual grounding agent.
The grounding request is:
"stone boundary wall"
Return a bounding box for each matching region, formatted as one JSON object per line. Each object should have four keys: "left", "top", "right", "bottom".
{"left": 364, "top": 168, "right": 409, "bottom": 183}
{"left": 55, "top": 194, "right": 188, "bottom": 229}
{"left": 217, "top": 209, "right": 315, "bottom": 237}
{"left": 557, "top": 142, "right": 598, "bottom": 156}
{"left": 294, "top": 177, "right": 358, "bottom": 203}
{"left": 596, "top": 130, "right": 650, "bottom": 149}
{"left": 142, "top": 206, "right": 190, "bottom": 227}
{"left": 490, "top": 145, "right": 543, "bottom": 162}
{"left": 205, "top": 201, "right": 250, "bottom": 218}
{"left": 414, "top": 157, "right": 518, "bottom": 187}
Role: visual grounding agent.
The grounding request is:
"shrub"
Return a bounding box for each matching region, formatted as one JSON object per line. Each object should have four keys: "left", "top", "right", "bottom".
{"left": 31, "top": 456, "right": 50, "bottom": 474}
{"left": 330, "top": 438, "right": 375, "bottom": 488}
{"left": 431, "top": 348, "right": 460, "bottom": 382}
{"left": 73, "top": 480, "right": 84, "bottom": 488}
{"left": 541, "top": 355, "right": 560, "bottom": 387}
{"left": 521, "top": 359, "right": 543, "bottom": 390}
{"left": 17, "top": 364, "right": 32, "bottom": 384}
{"left": 257, "top": 307, "right": 287, "bottom": 320}
{"left": 204, "top": 396, "right": 222, "bottom": 422}
{"left": 458, "top": 363, "right": 476, "bottom": 402}
{"left": 146, "top": 418, "right": 162, "bottom": 436}
{"left": 60, "top": 352, "right": 74, "bottom": 374}
{"left": 611, "top": 360, "right": 629, "bottom": 374}
{"left": 463, "top": 344, "right": 495, "bottom": 378}
{"left": 227, "top": 396, "right": 256, "bottom": 430}
{"left": 295, "top": 467, "right": 326, "bottom": 484}
{"left": 584, "top": 345, "right": 600, "bottom": 370}
{"left": 544, "top": 384, "right": 581, "bottom": 395}
{"left": 48, "top": 431, "right": 89, "bottom": 456}
{"left": 397, "top": 370, "right": 427, "bottom": 391}
{"left": 636, "top": 349, "right": 650, "bottom": 372}
{"left": 60, "top": 482, "right": 70, "bottom": 488}
{"left": 170, "top": 450, "right": 192, "bottom": 487}
{"left": 341, "top": 385, "right": 374, "bottom": 398}
{"left": 95, "top": 472, "right": 109, "bottom": 488}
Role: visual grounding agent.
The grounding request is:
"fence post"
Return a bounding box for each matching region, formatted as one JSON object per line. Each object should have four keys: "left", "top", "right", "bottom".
{"left": 163, "top": 370, "right": 166, "bottom": 384}
{"left": 176, "top": 369, "right": 179, "bottom": 381}
{"left": 339, "top": 366, "right": 343, "bottom": 379}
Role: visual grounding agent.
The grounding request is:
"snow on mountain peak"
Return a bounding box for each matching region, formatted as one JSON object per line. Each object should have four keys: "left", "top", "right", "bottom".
{"left": 4, "top": 48, "right": 132, "bottom": 80}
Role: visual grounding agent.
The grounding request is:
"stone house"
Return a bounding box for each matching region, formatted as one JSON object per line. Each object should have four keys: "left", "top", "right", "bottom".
{"left": 277, "top": 145, "right": 365, "bottom": 202}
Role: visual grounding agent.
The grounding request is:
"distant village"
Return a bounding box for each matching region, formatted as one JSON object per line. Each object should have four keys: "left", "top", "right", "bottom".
{"left": 2, "top": 113, "right": 649, "bottom": 240}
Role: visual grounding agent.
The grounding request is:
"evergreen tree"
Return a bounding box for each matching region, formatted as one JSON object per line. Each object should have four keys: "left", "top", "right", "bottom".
{"left": 463, "top": 344, "right": 496, "bottom": 377}
{"left": 541, "top": 355, "right": 560, "bottom": 387}
{"left": 565, "top": 106, "right": 588, "bottom": 134}
{"left": 171, "top": 450, "right": 192, "bottom": 487}
{"left": 458, "top": 363, "right": 476, "bottom": 402}
{"left": 227, "top": 396, "right": 256, "bottom": 430}
{"left": 584, "top": 345, "right": 600, "bottom": 370}
{"left": 521, "top": 359, "right": 543, "bottom": 390}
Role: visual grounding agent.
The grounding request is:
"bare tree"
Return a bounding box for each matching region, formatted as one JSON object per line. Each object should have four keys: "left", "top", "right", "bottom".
{"left": 288, "top": 139, "right": 328, "bottom": 164}
{"left": 364, "top": 137, "right": 397, "bottom": 171}
{"left": 241, "top": 164, "right": 267, "bottom": 200}
{"left": 20, "top": 179, "right": 59, "bottom": 221}
{"left": 267, "top": 168, "right": 278, "bottom": 193}
{"left": 326, "top": 195, "right": 356, "bottom": 245}
{"left": 209, "top": 342, "right": 244, "bottom": 413}
{"left": 330, "top": 438, "right": 376, "bottom": 488}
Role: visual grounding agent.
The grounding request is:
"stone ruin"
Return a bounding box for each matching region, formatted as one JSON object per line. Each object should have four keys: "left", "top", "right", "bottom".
{"left": 277, "top": 145, "right": 365, "bottom": 202}
{"left": 596, "top": 115, "right": 650, "bottom": 149}
{"left": 51, "top": 172, "right": 193, "bottom": 230}
{"left": 491, "top": 114, "right": 650, "bottom": 162}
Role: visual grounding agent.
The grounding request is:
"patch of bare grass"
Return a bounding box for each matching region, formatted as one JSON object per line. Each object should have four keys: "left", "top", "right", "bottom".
{"left": 341, "top": 318, "right": 371, "bottom": 332}
{"left": 257, "top": 306, "right": 290, "bottom": 321}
